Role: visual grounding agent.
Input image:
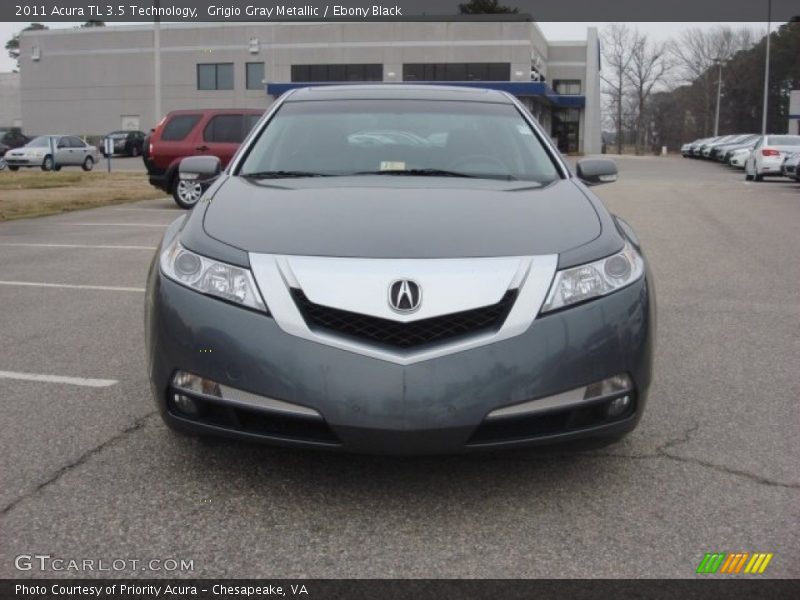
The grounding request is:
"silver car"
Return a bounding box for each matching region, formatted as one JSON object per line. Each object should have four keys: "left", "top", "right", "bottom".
{"left": 4, "top": 135, "right": 98, "bottom": 172}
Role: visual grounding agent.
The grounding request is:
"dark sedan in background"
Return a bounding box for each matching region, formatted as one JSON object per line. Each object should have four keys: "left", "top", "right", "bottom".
{"left": 101, "top": 130, "right": 146, "bottom": 157}
{"left": 145, "top": 85, "right": 655, "bottom": 455}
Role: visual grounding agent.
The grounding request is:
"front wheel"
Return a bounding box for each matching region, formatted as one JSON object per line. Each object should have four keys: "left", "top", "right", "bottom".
{"left": 42, "top": 155, "right": 54, "bottom": 171}
{"left": 9, "top": 165, "right": 19, "bottom": 171}
{"left": 82, "top": 156, "right": 94, "bottom": 172}
{"left": 172, "top": 178, "right": 203, "bottom": 209}
{"left": 130, "top": 146, "right": 140, "bottom": 158}
{"left": 0, "top": 158, "right": 6, "bottom": 171}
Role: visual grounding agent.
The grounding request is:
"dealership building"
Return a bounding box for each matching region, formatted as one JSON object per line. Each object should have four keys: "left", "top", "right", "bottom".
{"left": 17, "top": 21, "right": 602, "bottom": 154}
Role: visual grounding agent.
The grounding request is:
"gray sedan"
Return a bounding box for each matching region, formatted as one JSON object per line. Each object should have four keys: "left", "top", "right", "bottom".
{"left": 145, "top": 85, "right": 655, "bottom": 455}
{"left": 4, "top": 135, "right": 98, "bottom": 171}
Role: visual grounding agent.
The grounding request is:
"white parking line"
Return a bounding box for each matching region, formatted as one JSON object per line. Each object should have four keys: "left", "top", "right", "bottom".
{"left": 0, "top": 370, "right": 117, "bottom": 388}
{"left": 0, "top": 243, "right": 157, "bottom": 250}
{"left": 0, "top": 280, "right": 145, "bottom": 292}
{"left": 61, "top": 222, "right": 168, "bottom": 228}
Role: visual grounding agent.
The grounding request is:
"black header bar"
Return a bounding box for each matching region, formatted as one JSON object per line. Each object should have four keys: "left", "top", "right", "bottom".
{"left": 2, "top": 0, "right": 799, "bottom": 23}
{"left": 3, "top": 579, "right": 800, "bottom": 600}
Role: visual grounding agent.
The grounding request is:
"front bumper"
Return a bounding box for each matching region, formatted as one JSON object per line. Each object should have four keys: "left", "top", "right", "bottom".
{"left": 5, "top": 156, "right": 40, "bottom": 166}
{"left": 146, "top": 265, "right": 655, "bottom": 455}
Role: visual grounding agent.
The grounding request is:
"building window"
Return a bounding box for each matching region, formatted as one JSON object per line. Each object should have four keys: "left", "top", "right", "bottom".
{"left": 197, "top": 63, "right": 234, "bottom": 90}
{"left": 290, "top": 64, "right": 383, "bottom": 82}
{"left": 552, "top": 108, "right": 581, "bottom": 154}
{"left": 403, "top": 63, "right": 511, "bottom": 82}
{"left": 246, "top": 62, "right": 265, "bottom": 90}
{"left": 553, "top": 80, "right": 582, "bottom": 95}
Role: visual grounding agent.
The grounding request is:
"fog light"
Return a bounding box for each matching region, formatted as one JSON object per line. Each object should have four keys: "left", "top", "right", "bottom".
{"left": 172, "top": 392, "right": 200, "bottom": 416}
{"left": 584, "top": 374, "right": 632, "bottom": 400}
{"left": 172, "top": 370, "right": 221, "bottom": 398}
{"left": 606, "top": 395, "right": 631, "bottom": 418}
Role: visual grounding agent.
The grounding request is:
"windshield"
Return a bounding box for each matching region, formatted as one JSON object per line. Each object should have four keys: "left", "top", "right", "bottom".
{"left": 26, "top": 136, "right": 53, "bottom": 148}
{"left": 239, "top": 99, "right": 560, "bottom": 183}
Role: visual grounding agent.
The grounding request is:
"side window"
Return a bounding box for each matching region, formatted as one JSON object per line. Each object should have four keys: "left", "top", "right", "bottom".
{"left": 203, "top": 115, "right": 246, "bottom": 143}
{"left": 161, "top": 115, "right": 201, "bottom": 141}
{"left": 68, "top": 137, "right": 85, "bottom": 148}
{"left": 244, "top": 114, "right": 261, "bottom": 133}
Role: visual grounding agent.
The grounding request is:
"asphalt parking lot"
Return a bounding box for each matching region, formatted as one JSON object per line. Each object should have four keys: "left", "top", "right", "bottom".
{"left": 0, "top": 156, "right": 798, "bottom": 579}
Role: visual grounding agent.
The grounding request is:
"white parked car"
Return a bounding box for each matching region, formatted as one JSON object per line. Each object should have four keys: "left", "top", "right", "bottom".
{"left": 4, "top": 135, "right": 98, "bottom": 172}
{"left": 729, "top": 147, "right": 753, "bottom": 169}
{"left": 744, "top": 135, "right": 800, "bottom": 181}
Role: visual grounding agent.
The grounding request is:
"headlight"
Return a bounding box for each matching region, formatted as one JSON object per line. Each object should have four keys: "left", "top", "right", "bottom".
{"left": 541, "top": 241, "right": 644, "bottom": 312}
{"left": 159, "top": 238, "right": 267, "bottom": 312}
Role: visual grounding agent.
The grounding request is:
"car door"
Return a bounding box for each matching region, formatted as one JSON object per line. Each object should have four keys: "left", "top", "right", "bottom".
{"left": 69, "top": 137, "right": 89, "bottom": 164}
{"left": 199, "top": 114, "right": 255, "bottom": 167}
{"left": 55, "top": 137, "right": 73, "bottom": 165}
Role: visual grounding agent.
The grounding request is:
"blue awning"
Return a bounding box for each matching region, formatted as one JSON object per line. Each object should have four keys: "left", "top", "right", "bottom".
{"left": 265, "top": 81, "right": 585, "bottom": 108}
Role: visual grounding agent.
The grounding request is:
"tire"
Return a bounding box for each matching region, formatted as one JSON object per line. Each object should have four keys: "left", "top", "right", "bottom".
{"left": 130, "top": 145, "right": 140, "bottom": 158}
{"left": 754, "top": 173, "right": 763, "bottom": 182}
{"left": 42, "top": 155, "right": 54, "bottom": 171}
{"left": 9, "top": 165, "right": 19, "bottom": 171}
{"left": 82, "top": 156, "right": 94, "bottom": 172}
{"left": 54, "top": 165, "right": 62, "bottom": 172}
{"left": 172, "top": 178, "right": 203, "bottom": 209}
{"left": 0, "top": 158, "right": 6, "bottom": 171}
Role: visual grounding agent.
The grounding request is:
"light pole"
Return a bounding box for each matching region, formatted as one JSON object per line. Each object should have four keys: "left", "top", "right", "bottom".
{"left": 713, "top": 57, "right": 723, "bottom": 137}
{"left": 761, "top": 0, "right": 771, "bottom": 135}
{"left": 154, "top": 0, "right": 162, "bottom": 127}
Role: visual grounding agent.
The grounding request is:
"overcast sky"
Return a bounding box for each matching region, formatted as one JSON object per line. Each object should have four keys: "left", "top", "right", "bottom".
{"left": 0, "top": 21, "right": 774, "bottom": 73}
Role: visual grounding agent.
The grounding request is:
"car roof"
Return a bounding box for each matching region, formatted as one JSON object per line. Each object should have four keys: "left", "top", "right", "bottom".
{"left": 165, "top": 108, "right": 263, "bottom": 116}
{"left": 284, "top": 84, "right": 514, "bottom": 104}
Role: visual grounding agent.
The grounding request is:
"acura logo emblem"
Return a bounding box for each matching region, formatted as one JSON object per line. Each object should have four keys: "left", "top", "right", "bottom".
{"left": 388, "top": 279, "right": 422, "bottom": 313}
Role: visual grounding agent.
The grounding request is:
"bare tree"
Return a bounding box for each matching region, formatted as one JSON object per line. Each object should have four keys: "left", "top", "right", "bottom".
{"left": 601, "top": 24, "right": 635, "bottom": 154}
{"left": 626, "top": 32, "right": 673, "bottom": 153}
{"left": 668, "top": 26, "right": 757, "bottom": 135}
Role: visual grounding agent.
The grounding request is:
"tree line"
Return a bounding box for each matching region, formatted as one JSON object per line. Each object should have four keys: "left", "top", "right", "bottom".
{"left": 603, "top": 20, "right": 800, "bottom": 154}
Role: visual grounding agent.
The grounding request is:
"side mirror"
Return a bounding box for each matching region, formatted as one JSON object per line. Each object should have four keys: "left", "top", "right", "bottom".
{"left": 179, "top": 156, "right": 221, "bottom": 183}
{"left": 576, "top": 158, "right": 618, "bottom": 186}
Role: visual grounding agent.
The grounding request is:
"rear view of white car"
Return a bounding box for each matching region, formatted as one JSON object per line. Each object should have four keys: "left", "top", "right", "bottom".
{"left": 745, "top": 135, "right": 800, "bottom": 181}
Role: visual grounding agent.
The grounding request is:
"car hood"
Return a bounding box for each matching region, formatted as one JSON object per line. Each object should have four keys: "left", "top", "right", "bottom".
{"left": 202, "top": 176, "right": 602, "bottom": 258}
{"left": 7, "top": 148, "right": 42, "bottom": 156}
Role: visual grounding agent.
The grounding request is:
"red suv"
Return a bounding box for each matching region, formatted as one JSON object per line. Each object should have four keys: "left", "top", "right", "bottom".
{"left": 144, "top": 108, "right": 263, "bottom": 208}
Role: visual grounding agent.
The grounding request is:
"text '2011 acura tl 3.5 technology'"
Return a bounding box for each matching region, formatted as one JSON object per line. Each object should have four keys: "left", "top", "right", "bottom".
{"left": 145, "top": 85, "right": 655, "bottom": 455}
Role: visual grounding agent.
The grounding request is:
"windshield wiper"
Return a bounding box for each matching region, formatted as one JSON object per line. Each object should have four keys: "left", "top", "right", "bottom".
{"left": 351, "top": 168, "right": 515, "bottom": 180}
{"left": 352, "top": 168, "right": 475, "bottom": 178}
{"left": 240, "top": 170, "right": 333, "bottom": 179}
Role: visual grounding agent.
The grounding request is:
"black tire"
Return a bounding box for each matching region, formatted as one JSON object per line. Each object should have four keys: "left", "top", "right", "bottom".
{"left": 753, "top": 172, "right": 763, "bottom": 182}
{"left": 54, "top": 165, "right": 62, "bottom": 172}
{"left": 42, "top": 155, "right": 54, "bottom": 171}
{"left": 82, "top": 156, "right": 94, "bottom": 172}
{"left": 130, "top": 145, "right": 140, "bottom": 158}
{"left": 9, "top": 165, "right": 19, "bottom": 171}
{"left": 172, "top": 177, "right": 204, "bottom": 209}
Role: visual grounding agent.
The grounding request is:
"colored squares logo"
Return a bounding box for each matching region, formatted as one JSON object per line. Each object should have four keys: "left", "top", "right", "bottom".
{"left": 697, "top": 552, "right": 773, "bottom": 574}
